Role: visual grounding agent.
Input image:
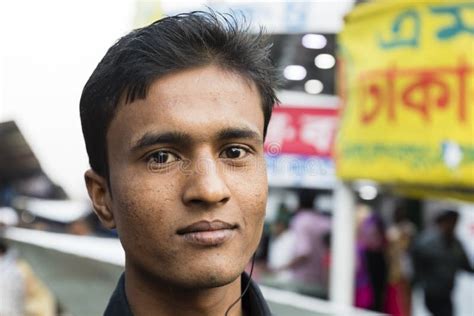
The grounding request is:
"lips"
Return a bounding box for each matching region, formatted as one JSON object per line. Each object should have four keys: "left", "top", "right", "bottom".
{"left": 177, "top": 220, "right": 236, "bottom": 234}
{"left": 177, "top": 220, "right": 237, "bottom": 246}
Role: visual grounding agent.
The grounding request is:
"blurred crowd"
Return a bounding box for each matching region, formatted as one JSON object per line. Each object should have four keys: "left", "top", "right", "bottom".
{"left": 251, "top": 191, "right": 473, "bottom": 316}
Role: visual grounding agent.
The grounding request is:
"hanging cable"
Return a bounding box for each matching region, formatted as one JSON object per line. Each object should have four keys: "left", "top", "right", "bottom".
{"left": 224, "top": 253, "right": 256, "bottom": 316}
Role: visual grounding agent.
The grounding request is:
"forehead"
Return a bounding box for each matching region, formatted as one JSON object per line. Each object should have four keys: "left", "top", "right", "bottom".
{"left": 107, "top": 65, "right": 264, "bottom": 150}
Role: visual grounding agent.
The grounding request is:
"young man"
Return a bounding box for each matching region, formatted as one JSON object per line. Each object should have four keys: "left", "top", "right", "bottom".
{"left": 80, "top": 11, "right": 278, "bottom": 316}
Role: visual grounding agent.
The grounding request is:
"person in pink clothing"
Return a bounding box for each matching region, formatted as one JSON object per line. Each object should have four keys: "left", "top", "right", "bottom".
{"left": 355, "top": 213, "right": 388, "bottom": 313}
{"left": 282, "top": 190, "right": 332, "bottom": 298}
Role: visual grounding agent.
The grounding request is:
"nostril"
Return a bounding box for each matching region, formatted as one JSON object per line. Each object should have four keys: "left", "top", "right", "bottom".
{"left": 189, "top": 199, "right": 204, "bottom": 205}
{"left": 188, "top": 196, "right": 230, "bottom": 207}
{"left": 221, "top": 197, "right": 230, "bottom": 204}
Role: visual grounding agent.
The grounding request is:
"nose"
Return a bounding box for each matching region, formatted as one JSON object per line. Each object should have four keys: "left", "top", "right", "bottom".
{"left": 182, "top": 157, "right": 231, "bottom": 207}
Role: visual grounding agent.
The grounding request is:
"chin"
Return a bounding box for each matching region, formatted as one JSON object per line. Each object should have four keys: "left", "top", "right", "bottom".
{"left": 199, "top": 272, "right": 240, "bottom": 289}
{"left": 177, "top": 262, "right": 244, "bottom": 290}
{"left": 206, "top": 271, "right": 242, "bottom": 287}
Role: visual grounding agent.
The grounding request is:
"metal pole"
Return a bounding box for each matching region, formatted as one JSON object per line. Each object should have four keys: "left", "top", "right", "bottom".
{"left": 329, "top": 181, "right": 356, "bottom": 307}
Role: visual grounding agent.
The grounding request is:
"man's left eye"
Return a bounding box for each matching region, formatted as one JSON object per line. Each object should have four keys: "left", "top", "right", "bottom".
{"left": 221, "top": 147, "right": 249, "bottom": 159}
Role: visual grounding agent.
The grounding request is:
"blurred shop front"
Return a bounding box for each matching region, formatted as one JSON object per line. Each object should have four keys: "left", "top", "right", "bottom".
{"left": 264, "top": 96, "right": 339, "bottom": 219}
{"left": 334, "top": 0, "right": 474, "bottom": 315}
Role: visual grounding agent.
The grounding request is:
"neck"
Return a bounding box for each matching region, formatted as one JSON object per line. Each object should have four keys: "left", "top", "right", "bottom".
{"left": 124, "top": 264, "right": 244, "bottom": 316}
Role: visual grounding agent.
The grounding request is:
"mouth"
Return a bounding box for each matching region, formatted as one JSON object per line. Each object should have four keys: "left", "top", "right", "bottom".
{"left": 176, "top": 220, "right": 238, "bottom": 246}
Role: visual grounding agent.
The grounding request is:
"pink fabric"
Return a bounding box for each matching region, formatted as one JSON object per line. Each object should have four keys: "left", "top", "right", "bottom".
{"left": 290, "top": 210, "right": 331, "bottom": 286}
{"left": 385, "top": 282, "right": 410, "bottom": 316}
{"left": 355, "top": 284, "right": 373, "bottom": 309}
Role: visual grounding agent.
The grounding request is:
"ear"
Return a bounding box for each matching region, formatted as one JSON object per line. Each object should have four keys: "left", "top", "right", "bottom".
{"left": 84, "top": 169, "right": 116, "bottom": 229}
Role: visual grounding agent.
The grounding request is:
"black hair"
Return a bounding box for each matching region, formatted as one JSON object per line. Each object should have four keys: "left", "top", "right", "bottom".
{"left": 435, "top": 209, "right": 459, "bottom": 224}
{"left": 298, "top": 189, "right": 316, "bottom": 210}
{"left": 80, "top": 10, "right": 280, "bottom": 179}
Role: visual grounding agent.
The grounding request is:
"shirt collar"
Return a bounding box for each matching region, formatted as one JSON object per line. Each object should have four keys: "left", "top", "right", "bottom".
{"left": 103, "top": 273, "right": 132, "bottom": 316}
{"left": 104, "top": 272, "right": 272, "bottom": 316}
{"left": 241, "top": 272, "right": 272, "bottom": 316}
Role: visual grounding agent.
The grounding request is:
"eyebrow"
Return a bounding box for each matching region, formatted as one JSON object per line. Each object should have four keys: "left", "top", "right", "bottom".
{"left": 130, "top": 127, "right": 262, "bottom": 152}
{"left": 130, "top": 131, "right": 192, "bottom": 152}
{"left": 217, "top": 128, "right": 263, "bottom": 144}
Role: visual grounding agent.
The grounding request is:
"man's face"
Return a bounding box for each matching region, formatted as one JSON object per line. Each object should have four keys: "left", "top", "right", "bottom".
{"left": 103, "top": 65, "right": 267, "bottom": 288}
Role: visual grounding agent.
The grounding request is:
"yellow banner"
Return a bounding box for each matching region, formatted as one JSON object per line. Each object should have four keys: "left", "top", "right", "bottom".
{"left": 336, "top": 0, "right": 474, "bottom": 190}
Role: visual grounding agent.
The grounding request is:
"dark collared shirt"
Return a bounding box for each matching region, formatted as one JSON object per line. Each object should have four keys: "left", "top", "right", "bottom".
{"left": 104, "top": 273, "right": 272, "bottom": 316}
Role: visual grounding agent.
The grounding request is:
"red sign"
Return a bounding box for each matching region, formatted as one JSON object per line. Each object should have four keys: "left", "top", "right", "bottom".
{"left": 264, "top": 106, "right": 339, "bottom": 157}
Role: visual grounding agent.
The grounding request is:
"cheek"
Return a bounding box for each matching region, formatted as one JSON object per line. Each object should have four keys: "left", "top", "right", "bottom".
{"left": 233, "top": 166, "right": 267, "bottom": 243}
{"left": 243, "top": 160, "right": 267, "bottom": 215}
{"left": 111, "top": 180, "right": 178, "bottom": 248}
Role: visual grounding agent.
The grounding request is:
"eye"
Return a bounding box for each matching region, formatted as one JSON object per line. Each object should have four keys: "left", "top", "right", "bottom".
{"left": 146, "top": 151, "right": 180, "bottom": 166}
{"left": 220, "top": 146, "right": 249, "bottom": 159}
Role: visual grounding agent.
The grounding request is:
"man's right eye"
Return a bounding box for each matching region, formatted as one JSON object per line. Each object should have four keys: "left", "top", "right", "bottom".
{"left": 146, "top": 151, "right": 180, "bottom": 165}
